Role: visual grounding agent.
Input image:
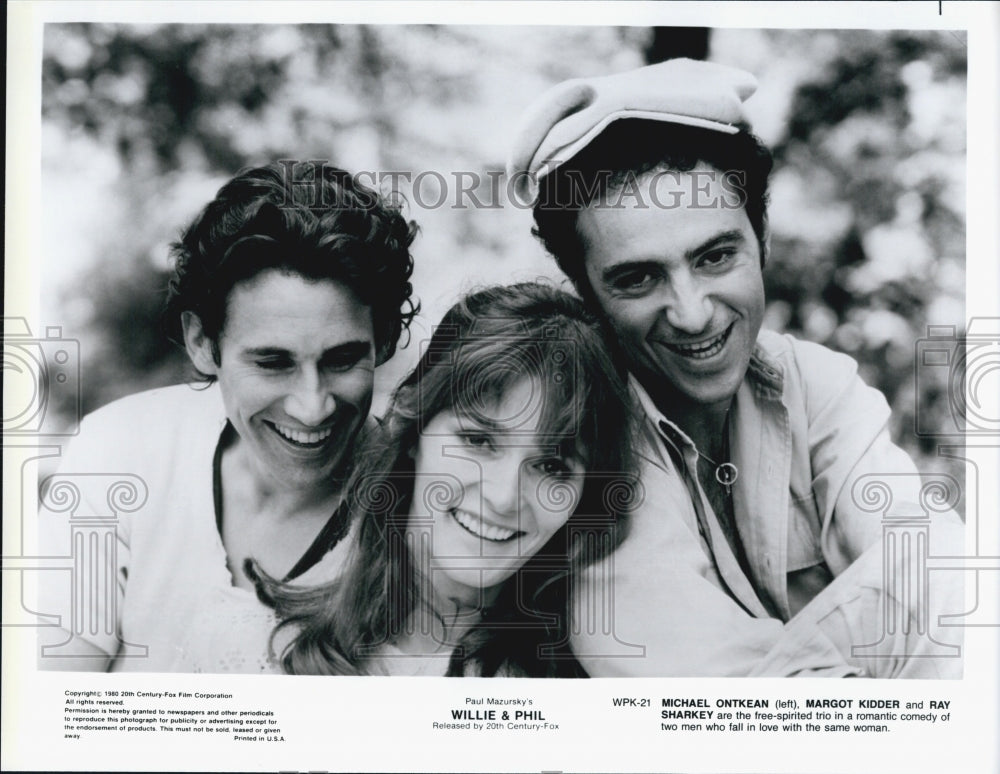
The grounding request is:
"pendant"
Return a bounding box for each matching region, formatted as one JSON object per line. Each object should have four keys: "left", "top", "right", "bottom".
{"left": 715, "top": 462, "right": 739, "bottom": 496}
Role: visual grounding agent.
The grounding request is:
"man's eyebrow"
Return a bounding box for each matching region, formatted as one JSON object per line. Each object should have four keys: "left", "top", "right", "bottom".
{"left": 600, "top": 259, "right": 661, "bottom": 284}
{"left": 320, "top": 340, "right": 372, "bottom": 358}
{"left": 599, "top": 230, "right": 747, "bottom": 284}
{"left": 684, "top": 229, "right": 746, "bottom": 262}
{"left": 243, "top": 346, "right": 291, "bottom": 358}
{"left": 242, "top": 340, "right": 372, "bottom": 358}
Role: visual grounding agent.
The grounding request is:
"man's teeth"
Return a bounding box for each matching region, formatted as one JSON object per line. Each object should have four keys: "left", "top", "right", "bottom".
{"left": 273, "top": 423, "right": 333, "bottom": 445}
{"left": 668, "top": 328, "right": 729, "bottom": 359}
{"left": 451, "top": 509, "right": 518, "bottom": 542}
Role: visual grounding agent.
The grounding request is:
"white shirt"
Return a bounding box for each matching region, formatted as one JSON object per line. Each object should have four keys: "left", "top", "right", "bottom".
{"left": 37, "top": 383, "right": 344, "bottom": 673}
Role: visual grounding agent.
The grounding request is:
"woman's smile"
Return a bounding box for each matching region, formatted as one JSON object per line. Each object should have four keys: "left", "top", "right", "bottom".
{"left": 409, "top": 379, "right": 585, "bottom": 591}
{"left": 449, "top": 507, "right": 525, "bottom": 543}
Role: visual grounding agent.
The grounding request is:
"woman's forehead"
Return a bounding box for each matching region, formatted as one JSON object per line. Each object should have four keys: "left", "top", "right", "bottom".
{"left": 455, "top": 377, "right": 543, "bottom": 427}
{"left": 448, "top": 377, "right": 584, "bottom": 455}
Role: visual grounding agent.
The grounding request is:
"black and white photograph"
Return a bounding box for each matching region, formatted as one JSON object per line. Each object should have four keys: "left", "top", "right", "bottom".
{"left": 3, "top": 2, "right": 999, "bottom": 773}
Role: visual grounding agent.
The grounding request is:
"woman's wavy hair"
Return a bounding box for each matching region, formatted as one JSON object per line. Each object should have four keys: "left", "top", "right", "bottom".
{"left": 252, "top": 282, "right": 638, "bottom": 677}
{"left": 164, "top": 162, "right": 419, "bottom": 373}
{"left": 532, "top": 119, "right": 773, "bottom": 308}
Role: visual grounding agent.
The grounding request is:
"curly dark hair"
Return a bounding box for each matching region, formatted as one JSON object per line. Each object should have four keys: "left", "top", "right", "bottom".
{"left": 164, "top": 162, "right": 419, "bottom": 375}
{"left": 531, "top": 120, "right": 773, "bottom": 305}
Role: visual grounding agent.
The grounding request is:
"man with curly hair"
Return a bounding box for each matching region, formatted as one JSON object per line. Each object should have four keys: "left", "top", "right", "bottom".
{"left": 38, "top": 162, "right": 418, "bottom": 672}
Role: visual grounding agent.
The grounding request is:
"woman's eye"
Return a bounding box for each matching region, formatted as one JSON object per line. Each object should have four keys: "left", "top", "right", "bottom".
{"left": 537, "top": 457, "right": 572, "bottom": 476}
{"left": 459, "top": 432, "right": 495, "bottom": 451}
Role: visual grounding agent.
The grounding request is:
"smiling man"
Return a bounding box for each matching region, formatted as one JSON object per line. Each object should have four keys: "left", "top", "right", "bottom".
{"left": 509, "top": 59, "right": 964, "bottom": 677}
{"left": 38, "top": 163, "right": 417, "bottom": 671}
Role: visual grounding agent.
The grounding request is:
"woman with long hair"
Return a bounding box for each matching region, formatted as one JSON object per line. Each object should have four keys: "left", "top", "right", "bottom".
{"left": 252, "top": 282, "right": 637, "bottom": 676}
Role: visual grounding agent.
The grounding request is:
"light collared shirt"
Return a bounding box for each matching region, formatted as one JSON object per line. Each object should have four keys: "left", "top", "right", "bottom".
{"left": 571, "top": 329, "right": 959, "bottom": 677}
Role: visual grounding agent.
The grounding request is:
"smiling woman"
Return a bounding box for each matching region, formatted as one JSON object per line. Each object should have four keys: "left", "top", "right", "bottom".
{"left": 411, "top": 379, "right": 587, "bottom": 596}
{"left": 251, "top": 282, "right": 638, "bottom": 677}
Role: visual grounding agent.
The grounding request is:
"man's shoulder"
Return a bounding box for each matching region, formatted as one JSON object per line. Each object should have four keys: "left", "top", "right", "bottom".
{"left": 52, "top": 383, "right": 223, "bottom": 481}
{"left": 754, "top": 330, "right": 861, "bottom": 389}
{"left": 78, "top": 383, "right": 224, "bottom": 440}
{"left": 754, "top": 330, "right": 889, "bottom": 426}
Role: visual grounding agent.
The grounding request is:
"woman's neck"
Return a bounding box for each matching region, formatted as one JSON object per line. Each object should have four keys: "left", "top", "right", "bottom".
{"left": 391, "top": 601, "right": 479, "bottom": 658}
{"left": 391, "top": 576, "right": 501, "bottom": 658}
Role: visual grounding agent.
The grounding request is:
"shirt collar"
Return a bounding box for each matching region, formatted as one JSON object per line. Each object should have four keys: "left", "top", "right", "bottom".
{"left": 628, "top": 336, "right": 787, "bottom": 440}
{"left": 628, "top": 373, "right": 697, "bottom": 451}
{"left": 746, "top": 339, "right": 785, "bottom": 400}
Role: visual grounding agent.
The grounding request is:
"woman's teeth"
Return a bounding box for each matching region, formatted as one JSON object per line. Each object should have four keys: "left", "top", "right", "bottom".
{"left": 450, "top": 509, "right": 519, "bottom": 542}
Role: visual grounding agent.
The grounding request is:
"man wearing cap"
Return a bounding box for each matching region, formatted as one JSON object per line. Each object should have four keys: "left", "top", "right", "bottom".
{"left": 509, "top": 59, "right": 964, "bottom": 677}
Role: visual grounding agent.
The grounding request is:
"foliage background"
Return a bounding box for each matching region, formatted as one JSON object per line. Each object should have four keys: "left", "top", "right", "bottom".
{"left": 39, "top": 25, "right": 967, "bottom": 489}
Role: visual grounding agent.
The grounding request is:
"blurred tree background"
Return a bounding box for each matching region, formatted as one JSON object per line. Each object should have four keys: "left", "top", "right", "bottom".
{"left": 40, "top": 25, "right": 966, "bottom": 497}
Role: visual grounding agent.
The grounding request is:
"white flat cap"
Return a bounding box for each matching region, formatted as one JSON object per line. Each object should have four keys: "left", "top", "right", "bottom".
{"left": 507, "top": 58, "right": 758, "bottom": 202}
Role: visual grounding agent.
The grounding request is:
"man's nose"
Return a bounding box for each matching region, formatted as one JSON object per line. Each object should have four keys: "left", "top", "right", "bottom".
{"left": 284, "top": 368, "right": 336, "bottom": 426}
{"left": 663, "top": 274, "right": 713, "bottom": 334}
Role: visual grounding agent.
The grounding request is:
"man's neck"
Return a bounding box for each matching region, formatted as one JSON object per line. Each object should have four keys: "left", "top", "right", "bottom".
{"left": 640, "top": 376, "right": 734, "bottom": 457}
{"left": 222, "top": 441, "right": 342, "bottom": 521}
{"left": 679, "top": 406, "right": 732, "bottom": 459}
{"left": 218, "top": 440, "right": 344, "bottom": 590}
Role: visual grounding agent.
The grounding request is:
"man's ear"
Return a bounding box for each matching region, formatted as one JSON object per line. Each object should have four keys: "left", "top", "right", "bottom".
{"left": 181, "top": 311, "right": 220, "bottom": 376}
